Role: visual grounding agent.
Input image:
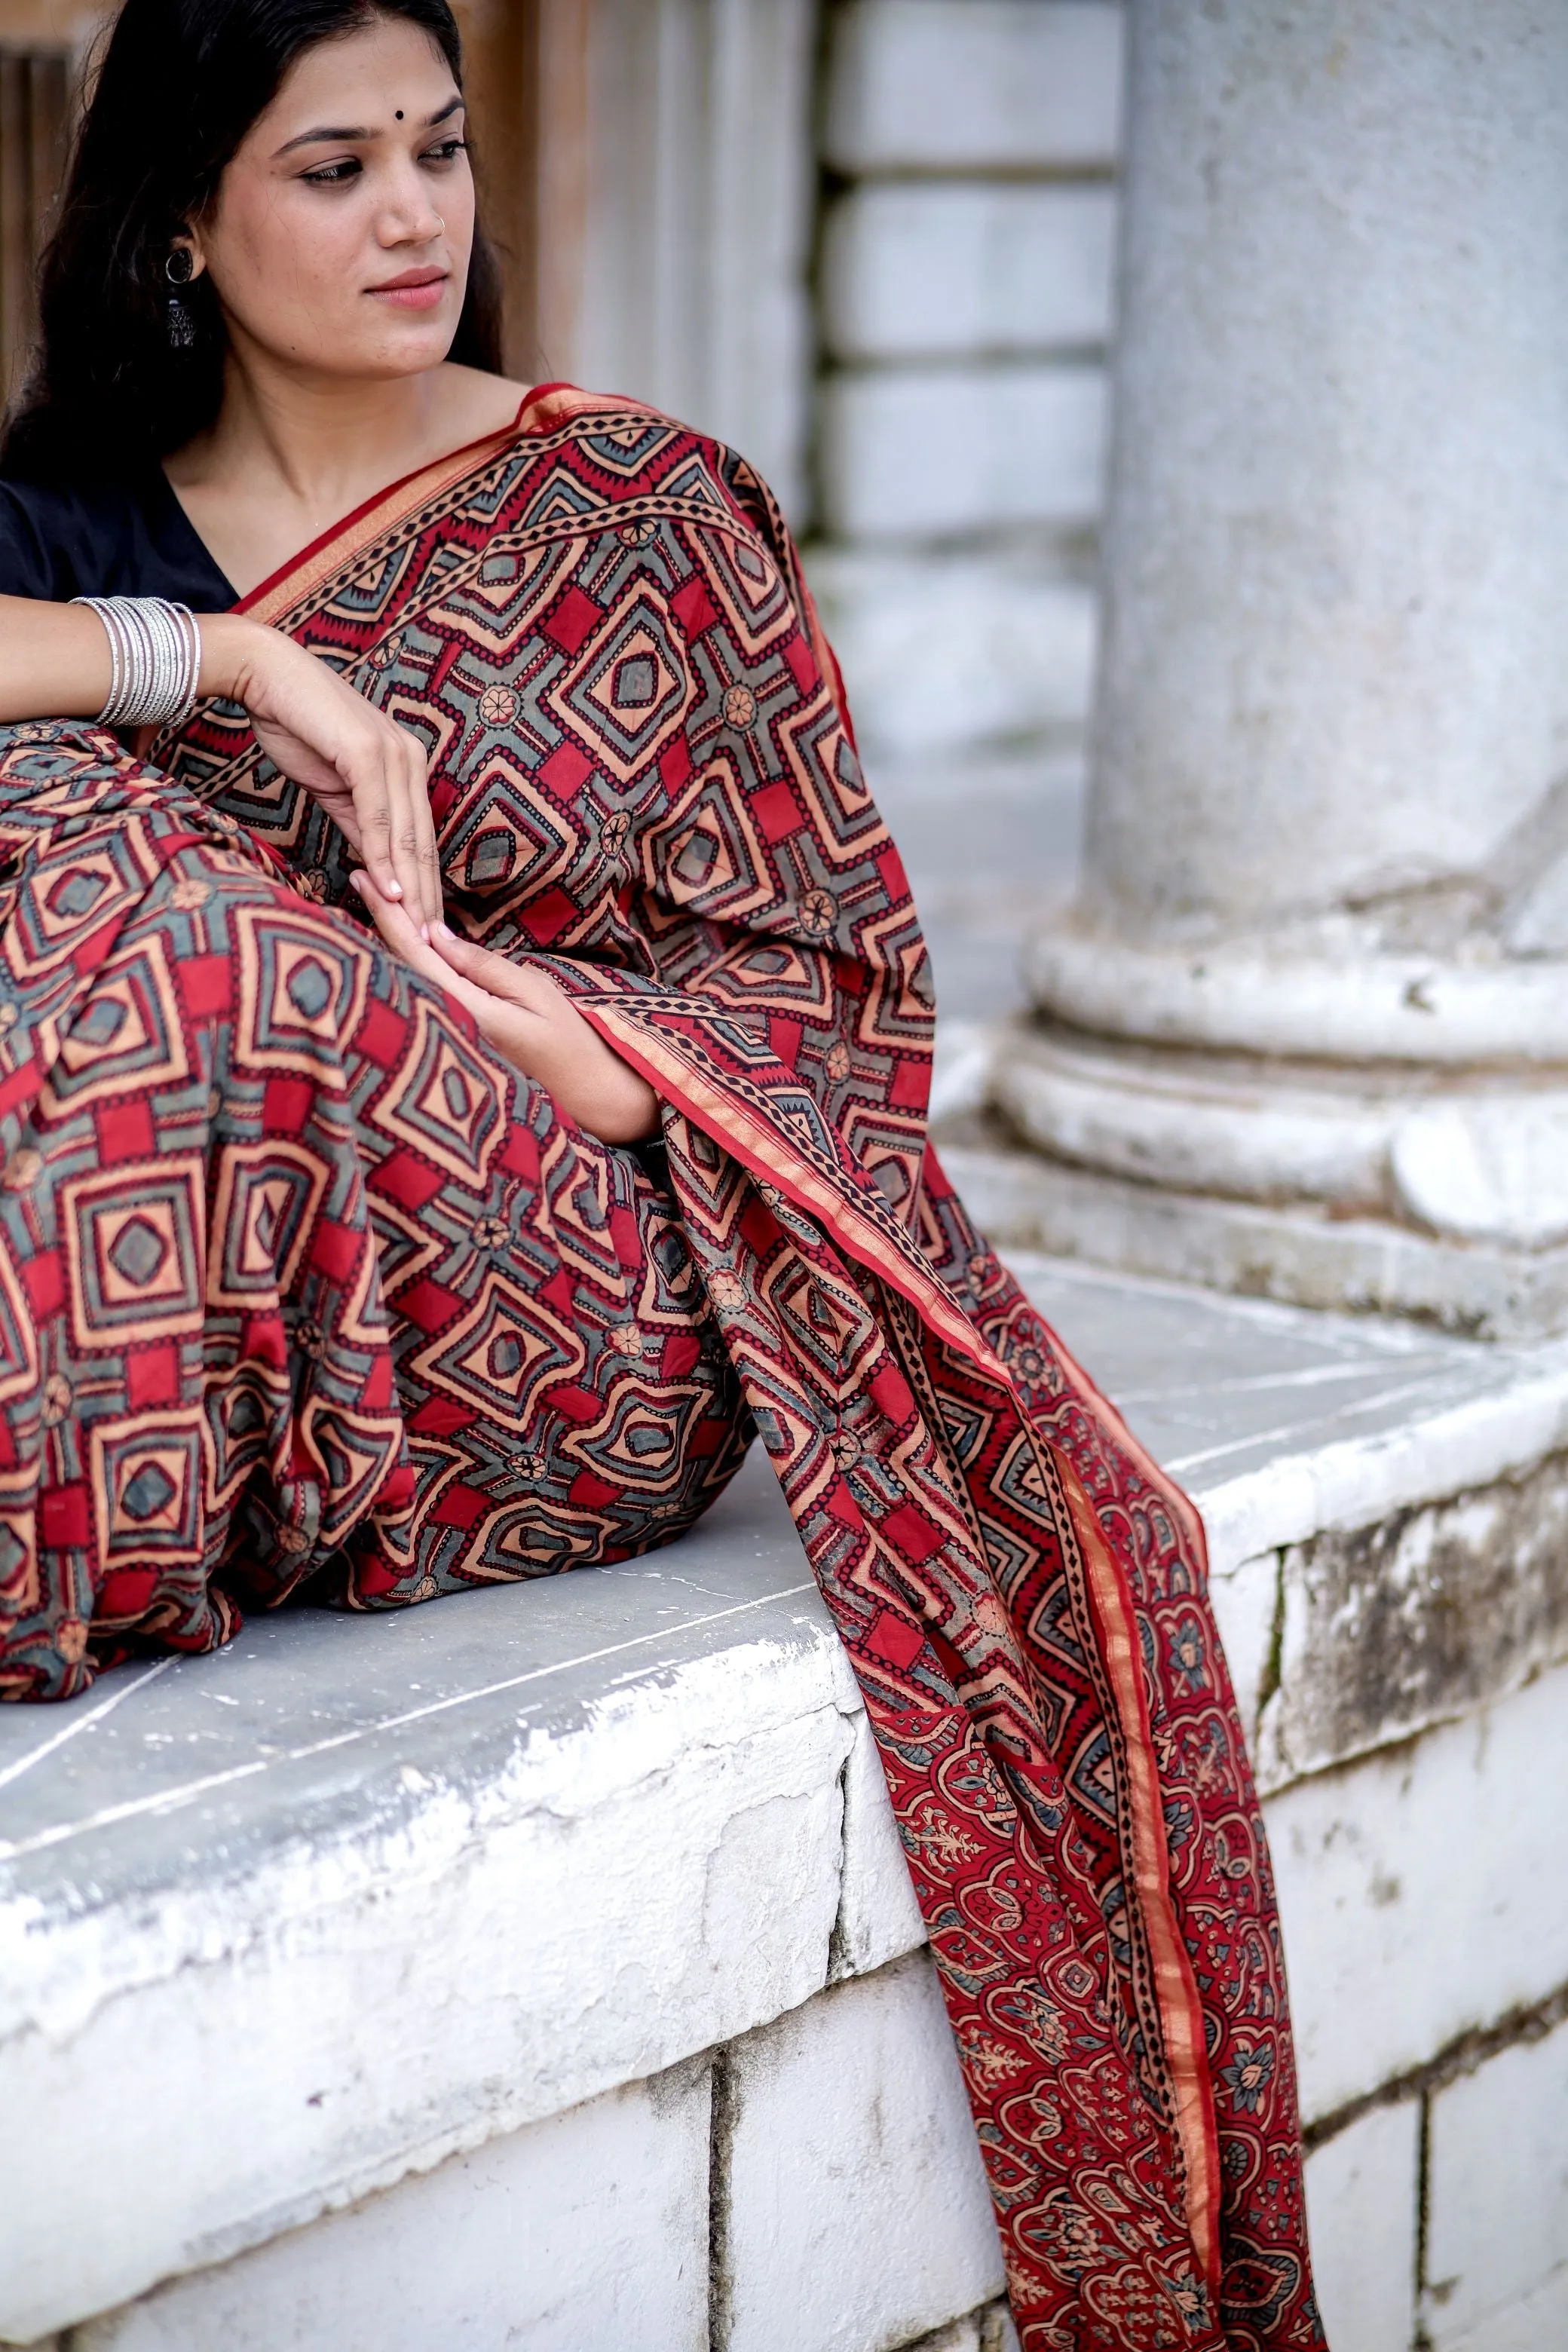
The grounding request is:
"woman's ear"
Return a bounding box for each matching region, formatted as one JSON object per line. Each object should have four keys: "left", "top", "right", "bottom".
{"left": 167, "top": 231, "right": 207, "bottom": 285}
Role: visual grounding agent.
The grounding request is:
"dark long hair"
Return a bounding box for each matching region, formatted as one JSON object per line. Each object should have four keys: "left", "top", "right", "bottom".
{"left": 0, "top": 0, "right": 504, "bottom": 483}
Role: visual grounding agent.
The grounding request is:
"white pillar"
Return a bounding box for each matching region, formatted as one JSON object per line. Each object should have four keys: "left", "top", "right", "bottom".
{"left": 997, "top": 0, "right": 1568, "bottom": 1337}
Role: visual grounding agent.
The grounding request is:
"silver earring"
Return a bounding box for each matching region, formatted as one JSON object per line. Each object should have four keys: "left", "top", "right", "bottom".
{"left": 165, "top": 247, "right": 197, "bottom": 351}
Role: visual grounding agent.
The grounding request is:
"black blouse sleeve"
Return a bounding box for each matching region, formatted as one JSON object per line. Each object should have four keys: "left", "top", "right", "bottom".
{"left": 0, "top": 482, "right": 68, "bottom": 601}
{"left": 0, "top": 475, "right": 236, "bottom": 609}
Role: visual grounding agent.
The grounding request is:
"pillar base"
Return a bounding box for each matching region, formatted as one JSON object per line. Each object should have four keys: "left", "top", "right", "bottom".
{"left": 994, "top": 1022, "right": 1568, "bottom": 1251}
{"left": 945, "top": 1130, "right": 1568, "bottom": 1344}
{"left": 988, "top": 914, "right": 1568, "bottom": 1337}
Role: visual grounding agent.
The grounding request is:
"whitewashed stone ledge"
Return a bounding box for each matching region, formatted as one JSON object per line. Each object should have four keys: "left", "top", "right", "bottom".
{"left": 821, "top": 184, "right": 1119, "bottom": 365}
{"left": 6, "top": 1255, "right": 1568, "bottom": 2344}
{"left": 804, "top": 548, "right": 1097, "bottom": 758}
{"left": 819, "top": 365, "right": 1107, "bottom": 544}
{"left": 824, "top": 0, "right": 1125, "bottom": 176}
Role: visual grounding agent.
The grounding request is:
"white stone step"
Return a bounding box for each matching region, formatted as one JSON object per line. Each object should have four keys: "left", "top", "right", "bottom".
{"left": 5, "top": 1254, "right": 1568, "bottom": 2345}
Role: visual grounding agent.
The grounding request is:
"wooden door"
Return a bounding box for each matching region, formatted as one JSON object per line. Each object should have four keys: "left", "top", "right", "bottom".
{"left": 0, "top": 2, "right": 98, "bottom": 406}
{"left": 452, "top": 0, "right": 590, "bottom": 382}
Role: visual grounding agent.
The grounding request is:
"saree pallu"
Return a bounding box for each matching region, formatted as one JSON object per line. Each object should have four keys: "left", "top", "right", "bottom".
{"left": 0, "top": 389, "right": 1323, "bottom": 2350}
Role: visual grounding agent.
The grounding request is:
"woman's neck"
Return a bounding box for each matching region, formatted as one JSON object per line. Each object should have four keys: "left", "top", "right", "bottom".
{"left": 165, "top": 352, "right": 525, "bottom": 599}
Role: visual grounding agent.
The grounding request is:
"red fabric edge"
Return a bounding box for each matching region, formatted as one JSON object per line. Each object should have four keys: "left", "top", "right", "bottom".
{"left": 575, "top": 994, "right": 1227, "bottom": 2283}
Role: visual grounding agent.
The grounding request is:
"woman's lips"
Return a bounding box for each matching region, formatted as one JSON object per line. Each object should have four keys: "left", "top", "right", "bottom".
{"left": 369, "top": 269, "right": 448, "bottom": 311}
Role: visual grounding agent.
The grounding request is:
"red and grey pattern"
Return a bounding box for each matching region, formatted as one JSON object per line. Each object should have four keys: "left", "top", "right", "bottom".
{"left": 0, "top": 388, "right": 1322, "bottom": 2350}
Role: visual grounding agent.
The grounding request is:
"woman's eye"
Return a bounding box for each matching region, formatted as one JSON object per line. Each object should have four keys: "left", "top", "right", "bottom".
{"left": 421, "top": 139, "right": 467, "bottom": 166}
{"left": 300, "top": 158, "right": 362, "bottom": 186}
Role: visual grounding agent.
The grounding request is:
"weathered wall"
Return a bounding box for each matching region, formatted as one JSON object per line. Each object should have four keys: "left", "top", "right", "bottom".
{"left": 806, "top": 0, "right": 1120, "bottom": 1020}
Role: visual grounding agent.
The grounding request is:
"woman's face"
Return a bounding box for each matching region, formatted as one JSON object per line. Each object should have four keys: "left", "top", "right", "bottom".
{"left": 187, "top": 14, "right": 474, "bottom": 386}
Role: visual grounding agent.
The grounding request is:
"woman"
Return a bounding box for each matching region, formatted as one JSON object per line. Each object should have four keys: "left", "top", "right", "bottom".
{"left": 0, "top": 4, "right": 1323, "bottom": 2344}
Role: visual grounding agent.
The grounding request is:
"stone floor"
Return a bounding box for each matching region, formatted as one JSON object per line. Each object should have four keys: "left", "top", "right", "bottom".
{"left": 7, "top": 1251, "right": 1568, "bottom": 2348}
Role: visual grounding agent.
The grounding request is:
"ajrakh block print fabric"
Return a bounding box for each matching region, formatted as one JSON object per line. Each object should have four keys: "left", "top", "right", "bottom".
{"left": 0, "top": 387, "right": 1323, "bottom": 2352}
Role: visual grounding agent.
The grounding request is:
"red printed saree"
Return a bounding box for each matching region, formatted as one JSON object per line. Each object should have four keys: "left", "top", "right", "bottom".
{"left": 0, "top": 388, "right": 1322, "bottom": 2350}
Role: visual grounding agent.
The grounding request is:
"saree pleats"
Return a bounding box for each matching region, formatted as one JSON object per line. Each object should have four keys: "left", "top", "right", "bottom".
{"left": 0, "top": 388, "right": 1324, "bottom": 2349}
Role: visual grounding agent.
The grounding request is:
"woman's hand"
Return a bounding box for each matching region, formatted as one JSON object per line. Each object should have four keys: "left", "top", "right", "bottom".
{"left": 348, "top": 872, "right": 660, "bottom": 1145}
{"left": 200, "top": 613, "right": 443, "bottom": 938}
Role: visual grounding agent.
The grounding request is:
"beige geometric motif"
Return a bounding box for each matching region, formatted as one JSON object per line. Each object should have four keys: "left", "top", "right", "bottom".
{"left": 545, "top": 582, "right": 695, "bottom": 786}
{"left": 722, "top": 684, "right": 756, "bottom": 729}
{"left": 52, "top": 937, "right": 191, "bottom": 1103}
{"left": 63, "top": 1159, "right": 206, "bottom": 1348}
{"left": 110, "top": 1446, "right": 191, "bottom": 1543}
{"left": 646, "top": 752, "right": 776, "bottom": 925}
{"left": 406, "top": 1266, "right": 586, "bottom": 1414}
{"left": 89, "top": 1409, "right": 204, "bottom": 1571}
{"left": 412, "top": 1038, "right": 492, "bottom": 1161}
{"left": 233, "top": 907, "right": 371, "bottom": 1078}
{"left": 0, "top": 1512, "right": 37, "bottom": 1612}
{"left": 207, "top": 1141, "right": 332, "bottom": 1307}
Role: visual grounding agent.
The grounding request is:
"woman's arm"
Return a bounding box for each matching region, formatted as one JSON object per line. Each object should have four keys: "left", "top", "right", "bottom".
{"left": 0, "top": 596, "right": 443, "bottom": 935}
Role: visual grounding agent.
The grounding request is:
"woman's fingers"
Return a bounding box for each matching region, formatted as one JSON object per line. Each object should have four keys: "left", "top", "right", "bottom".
{"left": 237, "top": 630, "right": 444, "bottom": 934}
{"left": 350, "top": 869, "right": 457, "bottom": 991}
{"left": 405, "top": 730, "right": 445, "bottom": 936}
{"left": 350, "top": 745, "right": 400, "bottom": 907}
{"left": 351, "top": 873, "right": 529, "bottom": 1052}
{"left": 430, "top": 923, "right": 556, "bottom": 1009}
{"left": 350, "top": 878, "right": 658, "bottom": 1144}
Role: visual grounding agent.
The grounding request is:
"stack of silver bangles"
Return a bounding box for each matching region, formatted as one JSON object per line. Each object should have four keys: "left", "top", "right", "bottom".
{"left": 71, "top": 595, "right": 202, "bottom": 730}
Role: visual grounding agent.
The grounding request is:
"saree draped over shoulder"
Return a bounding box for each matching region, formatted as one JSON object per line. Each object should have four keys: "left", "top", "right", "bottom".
{"left": 0, "top": 390, "right": 1323, "bottom": 2351}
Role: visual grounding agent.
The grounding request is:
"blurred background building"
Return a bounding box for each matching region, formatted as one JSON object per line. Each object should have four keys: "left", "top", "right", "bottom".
{"left": 2, "top": 8, "right": 1567, "bottom": 2352}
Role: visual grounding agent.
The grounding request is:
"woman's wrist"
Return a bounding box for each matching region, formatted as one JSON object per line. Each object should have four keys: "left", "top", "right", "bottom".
{"left": 195, "top": 611, "right": 280, "bottom": 704}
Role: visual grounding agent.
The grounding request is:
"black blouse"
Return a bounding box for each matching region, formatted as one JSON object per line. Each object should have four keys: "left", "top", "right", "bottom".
{"left": 0, "top": 470, "right": 237, "bottom": 609}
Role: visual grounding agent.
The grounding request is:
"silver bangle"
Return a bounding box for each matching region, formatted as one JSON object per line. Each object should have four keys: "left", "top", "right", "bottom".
{"left": 72, "top": 595, "right": 201, "bottom": 730}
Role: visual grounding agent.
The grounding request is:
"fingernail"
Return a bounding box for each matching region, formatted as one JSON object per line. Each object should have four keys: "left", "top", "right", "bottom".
{"left": 433, "top": 920, "right": 455, "bottom": 942}
{"left": 385, "top": 881, "right": 403, "bottom": 899}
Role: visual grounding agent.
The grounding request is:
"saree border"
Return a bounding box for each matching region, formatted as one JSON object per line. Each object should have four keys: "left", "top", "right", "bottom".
{"left": 575, "top": 993, "right": 1224, "bottom": 2280}
{"left": 237, "top": 381, "right": 645, "bottom": 629}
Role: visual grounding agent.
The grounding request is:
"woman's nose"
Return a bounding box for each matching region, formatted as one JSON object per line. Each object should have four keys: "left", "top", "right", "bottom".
{"left": 375, "top": 164, "right": 444, "bottom": 246}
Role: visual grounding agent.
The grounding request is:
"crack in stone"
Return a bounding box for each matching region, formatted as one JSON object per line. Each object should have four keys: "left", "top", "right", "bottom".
{"left": 707, "top": 2047, "right": 737, "bottom": 2352}
{"left": 1303, "top": 1971, "right": 1568, "bottom": 2154}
